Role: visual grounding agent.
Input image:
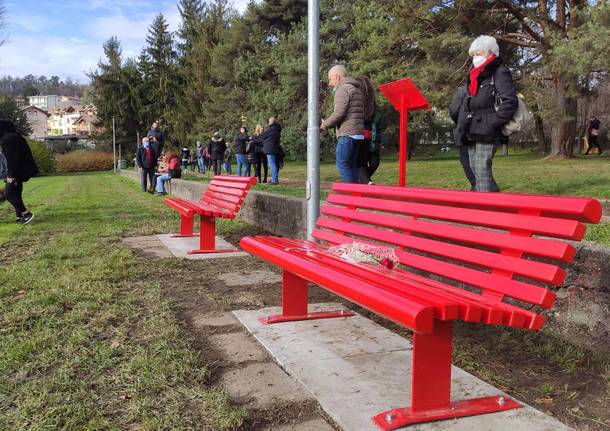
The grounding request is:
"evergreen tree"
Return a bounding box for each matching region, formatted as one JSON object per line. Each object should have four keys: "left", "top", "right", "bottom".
{"left": 0, "top": 96, "right": 32, "bottom": 136}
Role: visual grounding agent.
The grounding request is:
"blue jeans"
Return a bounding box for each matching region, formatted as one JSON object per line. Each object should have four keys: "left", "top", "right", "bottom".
{"left": 236, "top": 153, "right": 249, "bottom": 176}
{"left": 267, "top": 154, "right": 279, "bottom": 183}
{"left": 156, "top": 173, "right": 170, "bottom": 193}
{"left": 336, "top": 136, "right": 360, "bottom": 183}
{"left": 197, "top": 157, "right": 205, "bottom": 173}
{"left": 223, "top": 160, "right": 231, "bottom": 174}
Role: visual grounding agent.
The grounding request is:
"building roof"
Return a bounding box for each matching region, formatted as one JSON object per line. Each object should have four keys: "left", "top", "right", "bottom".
{"left": 22, "top": 105, "right": 51, "bottom": 117}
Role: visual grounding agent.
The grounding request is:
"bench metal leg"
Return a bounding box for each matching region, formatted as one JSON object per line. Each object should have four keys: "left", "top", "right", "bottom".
{"left": 172, "top": 214, "right": 197, "bottom": 238}
{"left": 372, "top": 320, "right": 522, "bottom": 430}
{"left": 259, "top": 271, "right": 354, "bottom": 324}
{"left": 187, "top": 215, "right": 243, "bottom": 254}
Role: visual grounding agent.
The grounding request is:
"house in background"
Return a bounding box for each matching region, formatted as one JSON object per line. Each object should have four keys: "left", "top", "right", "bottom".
{"left": 48, "top": 106, "right": 81, "bottom": 136}
{"left": 23, "top": 105, "right": 51, "bottom": 140}
{"left": 28, "top": 95, "right": 60, "bottom": 110}
{"left": 74, "top": 105, "right": 103, "bottom": 136}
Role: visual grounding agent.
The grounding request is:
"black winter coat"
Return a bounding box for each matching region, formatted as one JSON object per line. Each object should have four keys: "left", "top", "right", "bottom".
{"left": 261, "top": 123, "right": 282, "bottom": 155}
{"left": 0, "top": 132, "right": 38, "bottom": 181}
{"left": 208, "top": 137, "right": 227, "bottom": 160}
{"left": 136, "top": 146, "right": 158, "bottom": 169}
{"left": 452, "top": 58, "right": 518, "bottom": 145}
{"left": 233, "top": 132, "right": 249, "bottom": 154}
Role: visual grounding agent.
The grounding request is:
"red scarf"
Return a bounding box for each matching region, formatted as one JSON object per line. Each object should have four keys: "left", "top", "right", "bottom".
{"left": 468, "top": 54, "right": 496, "bottom": 96}
{"left": 145, "top": 147, "right": 152, "bottom": 165}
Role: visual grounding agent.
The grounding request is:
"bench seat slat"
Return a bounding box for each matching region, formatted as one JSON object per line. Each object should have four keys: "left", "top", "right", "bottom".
{"left": 187, "top": 201, "right": 234, "bottom": 219}
{"left": 200, "top": 196, "right": 238, "bottom": 212}
{"left": 164, "top": 197, "right": 196, "bottom": 217}
{"left": 331, "top": 184, "right": 602, "bottom": 224}
{"left": 327, "top": 194, "right": 586, "bottom": 240}
{"left": 240, "top": 236, "right": 436, "bottom": 334}
{"left": 321, "top": 206, "right": 576, "bottom": 262}
{"left": 256, "top": 236, "right": 461, "bottom": 321}
{"left": 204, "top": 190, "right": 242, "bottom": 205}
{"left": 312, "top": 228, "right": 556, "bottom": 309}
{"left": 316, "top": 217, "right": 566, "bottom": 285}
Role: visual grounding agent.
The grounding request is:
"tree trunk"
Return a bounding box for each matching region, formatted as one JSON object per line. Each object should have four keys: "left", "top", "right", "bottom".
{"left": 550, "top": 73, "right": 578, "bottom": 158}
{"left": 534, "top": 112, "right": 547, "bottom": 154}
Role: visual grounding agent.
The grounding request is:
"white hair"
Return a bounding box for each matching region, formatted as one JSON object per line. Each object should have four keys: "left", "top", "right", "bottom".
{"left": 468, "top": 35, "right": 499, "bottom": 57}
{"left": 328, "top": 64, "right": 347, "bottom": 79}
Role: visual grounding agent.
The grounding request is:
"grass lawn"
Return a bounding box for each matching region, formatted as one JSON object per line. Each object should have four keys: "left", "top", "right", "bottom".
{"left": 0, "top": 173, "right": 246, "bottom": 430}
{"left": 182, "top": 149, "right": 610, "bottom": 246}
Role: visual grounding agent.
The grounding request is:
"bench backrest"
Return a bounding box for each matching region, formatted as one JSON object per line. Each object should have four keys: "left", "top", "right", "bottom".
{"left": 200, "top": 175, "right": 257, "bottom": 215}
{"left": 313, "top": 183, "right": 601, "bottom": 325}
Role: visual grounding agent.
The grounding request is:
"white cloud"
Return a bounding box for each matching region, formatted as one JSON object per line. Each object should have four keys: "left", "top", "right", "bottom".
{"left": 11, "top": 14, "right": 53, "bottom": 33}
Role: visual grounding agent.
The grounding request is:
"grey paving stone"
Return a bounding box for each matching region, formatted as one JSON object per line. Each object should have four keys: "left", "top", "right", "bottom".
{"left": 208, "top": 331, "right": 268, "bottom": 364}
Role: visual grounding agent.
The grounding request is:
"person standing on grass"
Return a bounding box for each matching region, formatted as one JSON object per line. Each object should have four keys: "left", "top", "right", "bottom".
{"left": 233, "top": 126, "right": 250, "bottom": 176}
{"left": 155, "top": 151, "right": 181, "bottom": 195}
{"left": 585, "top": 116, "right": 603, "bottom": 155}
{"left": 0, "top": 146, "right": 7, "bottom": 204}
{"left": 147, "top": 121, "right": 165, "bottom": 154}
{"left": 369, "top": 109, "right": 385, "bottom": 183}
{"left": 208, "top": 131, "right": 226, "bottom": 175}
{"left": 260, "top": 117, "right": 282, "bottom": 184}
{"left": 449, "top": 85, "right": 477, "bottom": 190}
{"left": 252, "top": 124, "right": 268, "bottom": 183}
{"left": 321, "top": 65, "right": 364, "bottom": 183}
{"left": 195, "top": 141, "right": 205, "bottom": 173}
{"left": 136, "top": 137, "right": 157, "bottom": 193}
{"left": 452, "top": 35, "right": 518, "bottom": 192}
{"left": 181, "top": 147, "right": 190, "bottom": 172}
{"left": 0, "top": 119, "right": 38, "bottom": 224}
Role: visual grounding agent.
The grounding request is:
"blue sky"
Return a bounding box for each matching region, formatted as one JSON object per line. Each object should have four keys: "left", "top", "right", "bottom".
{"left": 0, "top": 0, "right": 250, "bottom": 84}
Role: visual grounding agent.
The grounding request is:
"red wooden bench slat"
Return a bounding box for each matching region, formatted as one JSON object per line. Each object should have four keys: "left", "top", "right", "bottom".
{"left": 331, "top": 183, "right": 602, "bottom": 224}
{"left": 164, "top": 197, "right": 195, "bottom": 217}
{"left": 210, "top": 179, "right": 255, "bottom": 190}
{"left": 200, "top": 195, "right": 238, "bottom": 212}
{"left": 240, "top": 236, "right": 436, "bottom": 333}
{"left": 212, "top": 175, "right": 257, "bottom": 184}
{"left": 203, "top": 190, "right": 242, "bottom": 205}
{"left": 311, "top": 228, "right": 556, "bottom": 309}
{"left": 316, "top": 217, "right": 566, "bottom": 285}
{"left": 208, "top": 184, "right": 247, "bottom": 197}
{"left": 327, "top": 194, "right": 586, "bottom": 240}
{"left": 187, "top": 201, "right": 234, "bottom": 219}
{"left": 321, "top": 205, "right": 576, "bottom": 262}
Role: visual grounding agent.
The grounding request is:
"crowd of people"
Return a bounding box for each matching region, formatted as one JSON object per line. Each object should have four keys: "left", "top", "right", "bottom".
{"left": 135, "top": 116, "right": 285, "bottom": 195}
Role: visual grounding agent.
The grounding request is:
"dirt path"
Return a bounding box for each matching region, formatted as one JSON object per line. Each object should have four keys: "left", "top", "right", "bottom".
{"left": 126, "top": 229, "right": 610, "bottom": 431}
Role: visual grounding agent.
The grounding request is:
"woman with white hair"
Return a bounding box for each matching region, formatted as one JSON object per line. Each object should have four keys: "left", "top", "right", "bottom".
{"left": 449, "top": 35, "right": 518, "bottom": 192}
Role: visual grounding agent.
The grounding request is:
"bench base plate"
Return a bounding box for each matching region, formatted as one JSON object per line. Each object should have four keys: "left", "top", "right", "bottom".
{"left": 171, "top": 233, "right": 198, "bottom": 238}
{"left": 259, "top": 310, "right": 355, "bottom": 325}
{"left": 187, "top": 248, "right": 245, "bottom": 255}
{"left": 372, "top": 395, "right": 522, "bottom": 430}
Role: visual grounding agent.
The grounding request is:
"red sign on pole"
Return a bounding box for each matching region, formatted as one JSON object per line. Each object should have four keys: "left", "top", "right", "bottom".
{"left": 379, "top": 78, "right": 431, "bottom": 187}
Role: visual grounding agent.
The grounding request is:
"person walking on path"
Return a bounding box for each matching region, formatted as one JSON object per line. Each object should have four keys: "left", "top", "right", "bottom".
{"left": 223, "top": 145, "right": 233, "bottom": 174}
{"left": 195, "top": 141, "right": 205, "bottom": 173}
{"left": 0, "top": 119, "right": 38, "bottom": 224}
{"left": 208, "top": 131, "right": 227, "bottom": 175}
{"left": 260, "top": 117, "right": 282, "bottom": 184}
{"left": 147, "top": 121, "right": 165, "bottom": 154}
{"left": 585, "top": 116, "right": 603, "bottom": 155}
{"left": 136, "top": 137, "right": 158, "bottom": 193}
{"left": 451, "top": 35, "right": 518, "bottom": 192}
{"left": 369, "top": 109, "right": 385, "bottom": 182}
{"left": 321, "top": 65, "right": 364, "bottom": 183}
{"left": 449, "top": 86, "right": 477, "bottom": 190}
{"left": 233, "top": 126, "right": 250, "bottom": 176}
{"left": 155, "top": 151, "right": 181, "bottom": 195}
{"left": 252, "top": 124, "right": 268, "bottom": 183}
{"left": 181, "top": 147, "right": 190, "bottom": 171}
{"left": 356, "top": 76, "right": 377, "bottom": 184}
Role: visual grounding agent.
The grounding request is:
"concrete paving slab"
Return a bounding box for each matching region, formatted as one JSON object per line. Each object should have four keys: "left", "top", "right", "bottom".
{"left": 262, "top": 417, "right": 336, "bottom": 431}
{"left": 156, "top": 234, "right": 249, "bottom": 260}
{"left": 216, "top": 269, "right": 281, "bottom": 286}
{"left": 189, "top": 311, "right": 239, "bottom": 328}
{"left": 234, "top": 303, "right": 572, "bottom": 431}
{"left": 208, "top": 331, "right": 269, "bottom": 364}
{"left": 219, "top": 362, "right": 314, "bottom": 409}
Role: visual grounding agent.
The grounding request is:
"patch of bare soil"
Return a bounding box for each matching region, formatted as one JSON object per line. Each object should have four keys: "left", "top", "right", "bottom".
{"left": 128, "top": 228, "right": 609, "bottom": 431}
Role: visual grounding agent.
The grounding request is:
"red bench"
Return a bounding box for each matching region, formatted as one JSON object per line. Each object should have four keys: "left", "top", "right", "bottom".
{"left": 165, "top": 175, "right": 256, "bottom": 254}
{"left": 240, "top": 183, "right": 601, "bottom": 430}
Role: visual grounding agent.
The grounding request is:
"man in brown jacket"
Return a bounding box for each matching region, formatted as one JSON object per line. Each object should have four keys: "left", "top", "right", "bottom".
{"left": 321, "top": 65, "right": 364, "bottom": 183}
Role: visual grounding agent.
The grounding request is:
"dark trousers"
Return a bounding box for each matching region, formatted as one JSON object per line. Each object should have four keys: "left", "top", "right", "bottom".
{"left": 255, "top": 153, "right": 268, "bottom": 183}
{"left": 141, "top": 168, "right": 155, "bottom": 191}
{"left": 212, "top": 159, "right": 222, "bottom": 175}
{"left": 459, "top": 146, "right": 477, "bottom": 191}
{"left": 357, "top": 139, "right": 371, "bottom": 184}
{"left": 368, "top": 150, "right": 380, "bottom": 179}
{"left": 5, "top": 180, "right": 27, "bottom": 218}
{"left": 585, "top": 136, "right": 602, "bottom": 154}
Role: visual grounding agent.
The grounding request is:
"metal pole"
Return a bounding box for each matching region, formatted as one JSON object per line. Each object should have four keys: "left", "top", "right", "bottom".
{"left": 398, "top": 95, "right": 407, "bottom": 187}
{"left": 306, "top": 0, "right": 321, "bottom": 240}
{"left": 112, "top": 116, "right": 116, "bottom": 173}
